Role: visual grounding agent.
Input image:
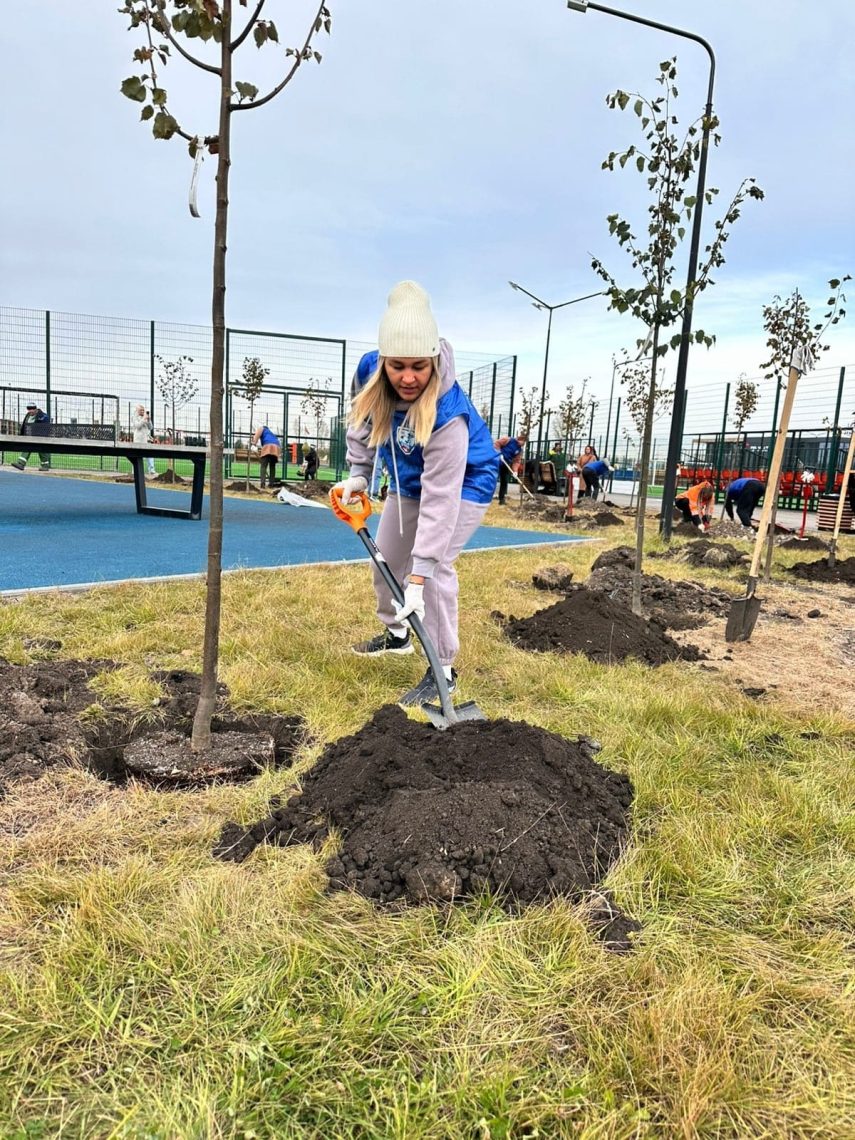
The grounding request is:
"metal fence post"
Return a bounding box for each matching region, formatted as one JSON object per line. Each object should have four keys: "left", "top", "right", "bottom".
{"left": 611, "top": 397, "right": 621, "bottom": 465}
{"left": 825, "top": 365, "right": 846, "bottom": 489}
{"left": 149, "top": 320, "right": 155, "bottom": 430}
{"left": 507, "top": 355, "right": 517, "bottom": 430}
{"left": 714, "top": 381, "right": 730, "bottom": 497}
{"left": 45, "top": 310, "right": 51, "bottom": 413}
{"left": 489, "top": 362, "right": 497, "bottom": 432}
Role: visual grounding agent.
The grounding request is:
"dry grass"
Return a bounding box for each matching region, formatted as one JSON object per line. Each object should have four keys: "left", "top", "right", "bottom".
{"left": 0, "top": 526, "right": 853, "bottom": 1138}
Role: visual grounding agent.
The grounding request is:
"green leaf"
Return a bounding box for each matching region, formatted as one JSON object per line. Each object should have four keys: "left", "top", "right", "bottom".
{"left": 235, "top": 81, "right": 258, "bottom": 102}
{"left": 267, "top": 20, "right": 279, "bottom": 43}
{"left": 140, "top": 104, "right": 154, "bottom": 121}
{"left": 829, "top": 278, "right": 841, "bottom": 289}
{"left": 152, "top": 110, "right": 179, "bottom": 140}
{"left": 670, "top": 290, "right": 681, "bottom": 305}
{"left": 633, "top": 99, "right": 643, "bottom": 116}
{"left": 253, "top": 22, "right": 267, "bottom": 47}
{"left": 151, "top": 87, "right": 167, "bottom": 106}
{"left": 120, "top": 76, "right": 146, "bottom": 103}
{"left": 636, "top": 156, "right": 644, "bottom": 172}
{"left": 616, "top": 90, "right": 629, "bottom": 110}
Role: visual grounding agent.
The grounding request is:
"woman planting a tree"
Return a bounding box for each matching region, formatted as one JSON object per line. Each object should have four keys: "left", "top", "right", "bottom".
{"left": 334, "top": 281, "right": 499, "bottom": 706}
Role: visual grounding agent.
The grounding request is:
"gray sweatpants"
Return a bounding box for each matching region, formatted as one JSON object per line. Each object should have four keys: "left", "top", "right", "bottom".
{"left": 373, "top": 494, "right": 488, "bottom": 666}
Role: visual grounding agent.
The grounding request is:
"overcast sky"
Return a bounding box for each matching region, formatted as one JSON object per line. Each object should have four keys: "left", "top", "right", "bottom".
{"left": 2, "top": 0, "right": 854, "bottom": 431}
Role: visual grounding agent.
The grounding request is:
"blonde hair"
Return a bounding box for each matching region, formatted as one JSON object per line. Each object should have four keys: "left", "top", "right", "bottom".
{"left": 349, "top": 356, "right": 442, "bottom": 448}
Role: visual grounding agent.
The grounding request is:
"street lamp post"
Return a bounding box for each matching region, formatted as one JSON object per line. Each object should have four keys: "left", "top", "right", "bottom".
{"left": 567, "top": 1, "right": 716, "bottom": 539}
{"left": 508, "top": 281, "right": 603, "bottom": 459}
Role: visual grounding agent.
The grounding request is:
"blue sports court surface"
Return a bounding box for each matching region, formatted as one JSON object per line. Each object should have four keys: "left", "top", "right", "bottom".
{"left": 0, "top": 471, "right": 587, "bottom": 593}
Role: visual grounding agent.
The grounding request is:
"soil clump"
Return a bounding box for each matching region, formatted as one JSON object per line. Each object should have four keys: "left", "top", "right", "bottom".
{"left": 496, "top": 586, "right": 703, "bottom": 664}
{"left": 532, "top": 564, "right": 574, "bottom": 592}
{"left": 225, "top": 480, "right": 268, "bottom": 494}
{"left": 778, "top": 535, "right": 828, "bottom": 551}
{"left": 153, "top": 469, "right": 187, "bottom": 484}
{"left": 787, "top": 555, "right": 855, "bottom": 586}
{"left": 669, "top": 539, "right": 748, "bottom": 569}
{"left": 215, "top": 705, "right": 638, "bottom": 948}
{"left": 0, "top": 660, "right": 303, "bottom": 792}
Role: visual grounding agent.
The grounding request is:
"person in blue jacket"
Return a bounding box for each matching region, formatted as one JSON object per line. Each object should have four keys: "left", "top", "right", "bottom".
{"left": 494, "top": 431, "right": 527, "bottom": 504}
{"left": 578, "top": 455, "right": 612, "bottom": 502}
{"left": 12, "top": 402, "right": 51, "bottom": 471}
{"left": 724, "top": 476, "right": 764, "bottom": 527}
{"left": 334, "top": 281, "right": 499, "bottom": 707}
{"left": 251, "top": 424, "right": 281, "bottom": 488}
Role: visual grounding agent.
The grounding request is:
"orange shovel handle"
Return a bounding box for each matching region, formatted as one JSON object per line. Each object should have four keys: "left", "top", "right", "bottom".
{"left": 329, "top": 486, "right": 372, "bottom": 532}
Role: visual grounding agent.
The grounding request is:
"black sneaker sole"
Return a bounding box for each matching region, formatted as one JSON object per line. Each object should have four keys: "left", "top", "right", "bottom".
{"left": 351, "top": 642, "right": 414, "bottom": 657}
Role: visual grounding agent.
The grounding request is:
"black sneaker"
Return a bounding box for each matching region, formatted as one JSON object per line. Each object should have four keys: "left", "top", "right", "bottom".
{"left": 11, "top": 459, "right": 25, "bottom": 471}
{"left": 399, "top": 668, "right": 457, "bottom": 707}
{"left": 352, "top": 629, "right": 413, "bottom": 657}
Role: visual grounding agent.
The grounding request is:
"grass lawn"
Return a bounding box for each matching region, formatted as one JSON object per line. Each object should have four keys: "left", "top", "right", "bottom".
{"left": 0, "top": 515, "right": 853, "bottom": 1139}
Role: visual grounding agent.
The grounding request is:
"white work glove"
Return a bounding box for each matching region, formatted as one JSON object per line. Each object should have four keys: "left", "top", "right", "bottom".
{"left": 250, "top": 444, "right": 259, "bottom": 453}
{"left": 334, "top": 474, "right": 368, "bottom": 505}
{"left": 393, "top": 581, "right": 425, "bottom": 625}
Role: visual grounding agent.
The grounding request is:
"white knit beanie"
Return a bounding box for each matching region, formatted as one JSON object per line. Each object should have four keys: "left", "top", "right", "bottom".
{"left": 377, "top": 281, "right": 440, "bottom": 358}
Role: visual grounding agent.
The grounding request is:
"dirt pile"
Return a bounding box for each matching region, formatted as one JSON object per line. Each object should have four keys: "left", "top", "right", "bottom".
{"left": 575, "top": 510, "right": 625, "bottom": 529}
{"left": 153, "top": 469, "right": 187, "bottom": 484}
{"left": 225, "top": 480, "right": 267, "bottom": 494}
{"left": 0, "top": 661, "right": 303, "bottom": 792}
{"left": 277, "top": 479, "right": 330, "bottom": 502}
{"left": 787, "top": 555, "right": 855, "bottom": 586}
{"left": 778, "top": 535, "right": 828, "bottom": 551}
{"left": 711, "top": 519, "right": 755, "bottom": 540}
{"left": 673, "top": 540, "right": 748, "bottom": 569}
{"left": 497, "top": 587, "right": 703, "bottom": 664}
{"left": 215, "top": 705, "right": 638, "bottom": 946}
{"left": 585, "top": 547, "right": 733, "bottom": 629}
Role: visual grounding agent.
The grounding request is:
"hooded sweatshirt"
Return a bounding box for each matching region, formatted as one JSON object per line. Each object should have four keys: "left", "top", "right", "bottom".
{"left": 346, "top": 340, "right": 499, "bottom": 578}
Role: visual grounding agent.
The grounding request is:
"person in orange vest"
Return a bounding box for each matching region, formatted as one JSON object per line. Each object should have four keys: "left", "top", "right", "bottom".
{"left": 675, "top": 480, "right": 714, "bottom": 530}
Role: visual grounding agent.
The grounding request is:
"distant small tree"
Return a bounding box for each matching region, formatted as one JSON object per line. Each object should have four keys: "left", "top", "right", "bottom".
{"left": 728, "top": 373, "right": 759, "bottom": 471}
{"left": 232, "top": 355, "right": 269, "bottom": 489}
{"left": 556, "top": 380, "right": 588, "bottom": 505}
{"left": 592, "top": 58, "right": 763, "bottom": 613}
{"left": 517, "top": 385, "right": 540, "bottom": 445}
{"left": 156, "top": 354, "right": 198, "bottom": 476}
{"left": 301, "top": 376, "right": 332, "bottom": 450}
{"left": 758, "top": 277, "right": 849, "bottom": 577}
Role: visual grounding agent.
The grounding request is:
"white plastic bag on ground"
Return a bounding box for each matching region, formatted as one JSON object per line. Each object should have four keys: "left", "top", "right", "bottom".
{"left": 276, "top": 487, "right": 326, "bottom": 509}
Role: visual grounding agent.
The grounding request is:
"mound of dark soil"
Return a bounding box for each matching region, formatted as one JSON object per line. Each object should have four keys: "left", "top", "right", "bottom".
{"left": 787, "top": 555, "right": 855, "bottom": 585}
{"left": 585, "top": 547, "right": 733, "bottom": 629}
{"left": 215, "top": 705, "right": 638, "bottom": 946}
{"left": 225, "top": 480, "right": 266, "bottom": 494}
{"left": 153, "top": 469, "right": 187, "bottom": 484}
{"left": 674, "top": 540, "right": 748, "bottom": 569}
{"left": 778, "top": 535, "right": 828, "bottom": 551}
{"left": 278, "top": 479, "right": 329, "bottom": 502}
{"left": 585, "top": 511, "right": 624, "bottom": 527}
{"left": 497, "top": 587, "right": 703, "bottom": 664}
{"left": 0, "top": 661, "right": 303, "bottom": 792}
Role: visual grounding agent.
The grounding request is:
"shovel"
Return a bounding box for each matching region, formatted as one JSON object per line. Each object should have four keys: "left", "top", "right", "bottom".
{"left": 827, "top": 425, "right": 855, "bottom": 569}
{"left": 726, "top": 363, "right": 801, "bottom": 642}
{"left": 329, "top": 487, "right": 486, "bottom": 729}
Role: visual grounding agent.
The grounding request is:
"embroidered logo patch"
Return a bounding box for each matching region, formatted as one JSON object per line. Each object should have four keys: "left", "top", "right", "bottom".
{"left": 396, "top": 423, "right": 416, "bottom": 455}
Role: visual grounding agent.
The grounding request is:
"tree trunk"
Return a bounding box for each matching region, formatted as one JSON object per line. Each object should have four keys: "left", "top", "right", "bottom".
{"left": 631, "top": 324, "right": 662, "bottom": 616}
{"left": 191, "top": 0, "right": 232, "bottom": 752}
{"left": 246, "top": 399, "right": 254, "bottom": 492}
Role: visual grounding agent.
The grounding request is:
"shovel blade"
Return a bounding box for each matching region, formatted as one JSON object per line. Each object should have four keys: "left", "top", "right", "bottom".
{"left": 421, "top": 700, "right": 487, "bottom": 731}
{"left": 725, "top": 594, "right": 761, "bottom": 642}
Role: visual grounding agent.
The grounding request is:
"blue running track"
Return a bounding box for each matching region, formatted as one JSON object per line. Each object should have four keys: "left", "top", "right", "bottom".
{"left": 0, "top": 471, "right": 587, "bottom": 592}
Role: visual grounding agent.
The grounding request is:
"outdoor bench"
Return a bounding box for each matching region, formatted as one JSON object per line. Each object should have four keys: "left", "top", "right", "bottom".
{"left": 0, "top": 431, "right": 229, "bottom": 520}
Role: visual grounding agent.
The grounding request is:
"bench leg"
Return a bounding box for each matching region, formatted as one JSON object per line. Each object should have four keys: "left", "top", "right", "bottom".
{"left": 190, "top": 459, "right": 205, "bottom": 520}
{"left": 132, "top": 457, "right": 148, "bottom": 513}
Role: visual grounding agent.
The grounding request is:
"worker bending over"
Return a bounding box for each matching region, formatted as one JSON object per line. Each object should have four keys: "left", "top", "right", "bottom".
{"left": 724, "top": 476, "right": 764, "bottom": 528}
{"left": 675, "top": 480, "right": 714, "bottom": 530}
